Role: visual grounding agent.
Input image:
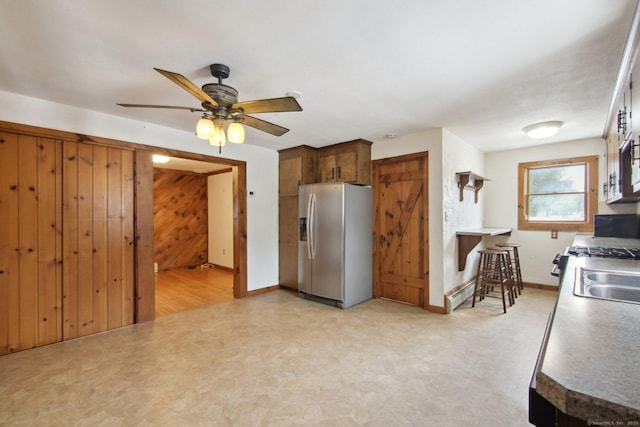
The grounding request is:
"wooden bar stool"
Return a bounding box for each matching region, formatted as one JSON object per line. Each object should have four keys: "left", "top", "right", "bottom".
{"left": 495, "top": 243, "right": 523, "bottom": 295}
{"left": 472, "top": 248, "right": 514, "bottom": 313}
{"left": 490, "top": 246, "right": 518, "bottom": 300}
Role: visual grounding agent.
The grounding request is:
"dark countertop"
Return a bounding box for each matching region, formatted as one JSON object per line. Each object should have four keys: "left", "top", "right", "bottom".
{"left": 536, "top": 235, "right": 640, "bottom": 422}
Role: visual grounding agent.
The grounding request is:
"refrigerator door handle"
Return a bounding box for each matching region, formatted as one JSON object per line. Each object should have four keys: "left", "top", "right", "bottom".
{"left": 309, "top": 193, "right": 317, "bottom": 260}
{"left": 306, "top": 192, "right": 313, "bottom": 260}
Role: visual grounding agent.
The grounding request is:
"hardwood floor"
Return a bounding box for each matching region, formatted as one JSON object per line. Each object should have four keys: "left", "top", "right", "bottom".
{"left": 155, "top": 266, "right": 234, "bottom": 317}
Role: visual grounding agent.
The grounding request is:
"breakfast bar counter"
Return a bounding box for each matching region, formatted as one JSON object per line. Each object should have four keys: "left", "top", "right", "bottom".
{"left": 455, "top": 227, "right": 511, "bottom": 270}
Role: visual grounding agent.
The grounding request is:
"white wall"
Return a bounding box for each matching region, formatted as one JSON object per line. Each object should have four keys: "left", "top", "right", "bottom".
{"left": 484, "top": 137, "right": 636, "bottom": 287}
{"left": 244, "top": 150, "right": 279, "bottom": 291}
{"left": 441, "top": 130, "right": 485, "bottom": 296}
{"left": 208, "top": 172, "right": 234, "bottom": 268}
{"left": 0, "top": 90, "right": 279, "bottom": 291}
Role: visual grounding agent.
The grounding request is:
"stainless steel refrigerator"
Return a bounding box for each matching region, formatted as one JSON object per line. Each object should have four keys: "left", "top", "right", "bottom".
{"left": 298, "top": 182, "right": 372, "bottom": 309}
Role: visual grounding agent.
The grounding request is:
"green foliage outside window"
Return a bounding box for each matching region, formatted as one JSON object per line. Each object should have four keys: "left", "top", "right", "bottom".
{"left": 527, "top": 165, "right": 586, "bottom": 221}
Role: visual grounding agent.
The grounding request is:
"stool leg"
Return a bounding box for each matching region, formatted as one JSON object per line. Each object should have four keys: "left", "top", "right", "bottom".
{"left": 472, "top": 251, "right": 488, "bottom": 307}
{"left": 504, "top": 250, "right": 517, "bottom": 302}
{"left": 472, "top": 252, "right": 483, "bottom": 307}
{"left": 513, "top": 247, "right": 523, "bottom": 294}
{"left": 495, "top": 255, "right": 508, "bottom": 314}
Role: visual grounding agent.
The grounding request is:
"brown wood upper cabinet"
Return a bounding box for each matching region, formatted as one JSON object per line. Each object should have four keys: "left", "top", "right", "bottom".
{"left": 278, "top": 145, "right": 317, "bottom": 197}
{"left": 317, "top": 139, "right": 372, "bottom": 185}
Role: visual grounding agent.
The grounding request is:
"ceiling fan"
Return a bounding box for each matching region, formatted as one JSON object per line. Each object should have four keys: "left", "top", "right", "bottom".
{"left": 118, "top": 63, "right": 302, "bottom": 151}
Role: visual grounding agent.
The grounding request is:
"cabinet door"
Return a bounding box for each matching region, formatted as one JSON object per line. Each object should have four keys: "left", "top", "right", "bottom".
{"left": 607, "top": 134, "right": 620, "bottom": 200}
{"left": 319, "top": 151, "right": 359, "bottom": 183}
{"left": 279, "top": 197, "right": 299, "bottom": 246}
{"left": 631, "top": 135, "right": 640, "bottom": 193}
{"left": 631, "top": 70, "right": 640, "bottom": 193}
{"left": 318, "top": 154, "right": 337, "bottom": 182}
{"left": 279, "top": 157, "right": 302, "bottom": 197}
{"left": 617, "top": 75, "right": 631, "bottom": 142}
{"left": 336, "top": 150, "right": 357, "bottom": 182}
{"left": 279, "top": 197, "right": 299, "bottom": 289}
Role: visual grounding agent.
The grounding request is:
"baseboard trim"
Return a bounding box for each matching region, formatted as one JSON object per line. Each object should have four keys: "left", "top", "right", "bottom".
{"left": 523, "top": 282, "right": 558, "bottom": 291}
{"left": 212, "top": 264, "right": 234, "bottom": 272}
{"left": 427, "top": 304, "right": 447, "bottom": 314}
{"left": 247, "top": 285, "right": 281, "bottom": 297}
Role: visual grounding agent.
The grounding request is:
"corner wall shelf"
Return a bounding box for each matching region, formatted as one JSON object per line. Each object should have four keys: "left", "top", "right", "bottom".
{"left": 456, "top": 171, "right": 489, "bottom": 203}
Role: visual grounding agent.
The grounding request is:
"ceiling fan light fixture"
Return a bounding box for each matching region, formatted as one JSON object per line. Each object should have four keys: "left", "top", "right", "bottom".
{"left": 227, "top": 122, "right": 245, "bottom": 144}
{"left": 120, "top": 64, "right": 303, "bottom": 153}
{"left": 196, "top": 116, "right": 214, "bottom": 139}
{"left": 523, "top": 121, "right": 563, "bottom": 139}
{"left": 209, "top": 125, "right": 226, "bottom": 147}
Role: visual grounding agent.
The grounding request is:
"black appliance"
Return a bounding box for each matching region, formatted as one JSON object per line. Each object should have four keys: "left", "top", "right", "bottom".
{"left": 567, "top": 245, "right": 640, "bottom": 259}
{"left": 551, "top": 245, "right": 640, "bottom": 279}
{"left": 550, "top": 253, "right": 568, "bottom": 278}
{"left": 594, "top": 214, "right": 640, "bottom": 238}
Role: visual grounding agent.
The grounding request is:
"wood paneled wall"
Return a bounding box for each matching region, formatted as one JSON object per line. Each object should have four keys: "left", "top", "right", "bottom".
{"left": 0, "top": 133, "right": 62, "bottom": 354}
{"left": 153, "top": 168, "right": 209, "bottom": 271}
{"left": 0, "top": 133, "right": 135, "bottom": 355}
{"left": 62, "top": 142, "right": 135, "bottom": 339}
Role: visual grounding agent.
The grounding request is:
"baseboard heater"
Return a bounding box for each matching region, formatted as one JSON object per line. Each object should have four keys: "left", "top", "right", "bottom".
{"left": 445, "top": 282, "right": 476, "bottom": 313}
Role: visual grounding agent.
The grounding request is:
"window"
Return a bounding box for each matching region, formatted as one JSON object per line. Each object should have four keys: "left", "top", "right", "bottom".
{"left": 518, "top": 156, "right": 598, "bottom": 232}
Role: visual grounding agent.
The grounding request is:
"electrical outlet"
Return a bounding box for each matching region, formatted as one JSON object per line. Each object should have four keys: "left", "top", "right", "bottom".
{"left": 222, "top": 248, "right": 226, "bottom": 255}
{"left": 551, "top": 230, "right": 558, "bottom": 239}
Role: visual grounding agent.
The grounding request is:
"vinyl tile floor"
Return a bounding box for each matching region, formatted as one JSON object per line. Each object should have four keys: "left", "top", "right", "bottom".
{"left": 0, "top": 288, "right": 557, "bottom": 426}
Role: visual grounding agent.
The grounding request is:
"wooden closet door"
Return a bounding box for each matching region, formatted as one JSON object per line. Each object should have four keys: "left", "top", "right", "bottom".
{"left": 0, "top": 133, "right": 62, "bottom": 355}
{"left": 372, "top": 152, "right": 429, "bottom": 308}
{"left": 62, "top": 142, "right": 135, "bottom": 340}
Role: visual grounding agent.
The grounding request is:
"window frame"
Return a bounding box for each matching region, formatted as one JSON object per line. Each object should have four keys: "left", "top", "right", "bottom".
{"left": 517, "top": 155, "right": 598, "bottom": 232}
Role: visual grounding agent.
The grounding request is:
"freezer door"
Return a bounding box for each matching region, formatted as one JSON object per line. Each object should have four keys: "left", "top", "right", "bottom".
{"left": 298, "top": 185, "right": 313, "bottom": 293}
{"left": 310, "top": 183, "right": 344, "bottom": 301}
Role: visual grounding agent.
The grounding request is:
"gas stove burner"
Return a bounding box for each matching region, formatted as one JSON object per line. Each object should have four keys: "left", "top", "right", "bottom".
{"left": 568, "top": 246, "right": 640, "bottom": 260}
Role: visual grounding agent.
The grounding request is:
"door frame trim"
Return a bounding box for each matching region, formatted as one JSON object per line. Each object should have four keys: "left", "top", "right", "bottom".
{"left": 0, "top": 121, "right": 248, "bottom": 324}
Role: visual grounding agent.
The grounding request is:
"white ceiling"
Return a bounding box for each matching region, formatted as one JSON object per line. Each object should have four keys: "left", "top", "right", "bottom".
{"left": 0, "top": 0, "right": 637, "bottom": 153}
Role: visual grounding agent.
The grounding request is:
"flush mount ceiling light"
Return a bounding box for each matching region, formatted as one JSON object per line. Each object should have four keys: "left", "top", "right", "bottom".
{"left": 523, "top": 121, "right": 564, "bottom": 139}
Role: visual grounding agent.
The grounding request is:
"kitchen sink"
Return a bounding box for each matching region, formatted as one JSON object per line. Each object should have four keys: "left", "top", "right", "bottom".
{"left": 574, "top": 268, "right": 640, "bottom": 304}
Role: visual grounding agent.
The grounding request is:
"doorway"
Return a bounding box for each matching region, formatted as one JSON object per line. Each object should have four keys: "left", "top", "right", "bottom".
{"left": 372, "top": 151, "right": 429, "bottom": 308}
{"left": 152, "top": 156, "right": 235, "bottom": 317}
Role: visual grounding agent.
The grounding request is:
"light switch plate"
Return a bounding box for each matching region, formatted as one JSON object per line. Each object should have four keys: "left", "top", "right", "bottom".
{"left": 551, "top": 230, "right": 558, "bottom": 239}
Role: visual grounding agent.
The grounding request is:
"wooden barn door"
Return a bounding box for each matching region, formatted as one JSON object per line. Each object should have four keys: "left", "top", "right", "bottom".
{"left": 0, "top": 133, "right": 63, "bottom": 355}
{"left": 372, "top": 152, "right": 429, "bottom": 308}
{"left": 62, "top": 142, "right": 135, "bottom": 339}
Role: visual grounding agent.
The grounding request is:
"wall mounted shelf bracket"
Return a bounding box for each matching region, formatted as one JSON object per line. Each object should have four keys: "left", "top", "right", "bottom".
{"left": 456, "top": 171, "right": 489, "bottom": 203}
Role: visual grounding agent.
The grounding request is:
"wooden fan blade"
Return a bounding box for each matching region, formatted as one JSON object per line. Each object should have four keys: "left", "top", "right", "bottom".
{"left": 241, "top": 115, "right": 289, "bottom": 136}
{"left": 154, "top": 68, "right": 218, "bottom": 107}
{"left": 233, "top": 96, "right": 302, "bottom": 114}
{"left": 117, "top": 103, "right": 206, "bottom": 112}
